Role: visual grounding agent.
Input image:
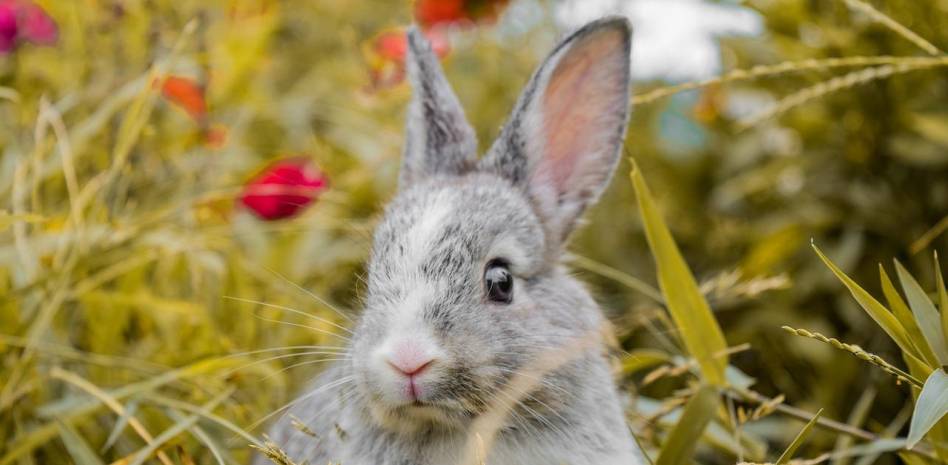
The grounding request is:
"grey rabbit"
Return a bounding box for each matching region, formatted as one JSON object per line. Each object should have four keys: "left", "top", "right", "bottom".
{"left": 257, "top": 16, "right": 644, "bottom": 465}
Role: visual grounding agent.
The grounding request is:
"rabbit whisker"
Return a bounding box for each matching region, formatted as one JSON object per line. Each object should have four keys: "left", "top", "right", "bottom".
{"left": 224, "top": 295, "right": 353, "bottom": 336}
{"left": 262, "top": 266, "right": 355, "bottom": 324}
{"left": 248, "top": 375, "right": 355, "bottom": 431}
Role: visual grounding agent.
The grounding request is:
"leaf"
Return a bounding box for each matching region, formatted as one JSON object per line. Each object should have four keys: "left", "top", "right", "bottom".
{"left": 908, "top": 368, "right": 948, "bottom": 447}
{"left": 621, "top": 349, "right": 671, "bottom": 374}
{"left": 655, "top": 385, "right": 719, "bottom": 465}
{"left": 631, "top": 162, "right": 729, "bottom": 386}
{"left": 910, "top": 112, "right": 948, "bottom": 148}
{"left": 813, "top": 244, "right": 919, "bottom": 361}
{"left": 935, "top": 253, "right": 948, "bottom": 350}
{"left": 895, "top": 259, "right": 948, "bottom": 365}
{"left": 776, "top": 408, "right": 823, "bottom": 465}
{"left": 880, "top": 265, "right": 939, "bottom": 367}
{"left": 56, "top": 420, "right": 106, "bottom": 465}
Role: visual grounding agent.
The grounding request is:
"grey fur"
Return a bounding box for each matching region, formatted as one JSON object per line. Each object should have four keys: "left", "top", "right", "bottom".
{"left": 258, "top": 17, "right": 641, "bottom": 465}
{"left": 400, "top": 27, "right": 479, "bottom": 188}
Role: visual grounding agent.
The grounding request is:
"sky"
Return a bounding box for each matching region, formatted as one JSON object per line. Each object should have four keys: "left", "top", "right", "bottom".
{"left": 554, "top": 0, "right": 764, "bottom": 82}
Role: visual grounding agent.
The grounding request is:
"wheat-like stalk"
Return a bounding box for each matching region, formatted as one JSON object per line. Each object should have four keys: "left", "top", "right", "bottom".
{"left": 840, "top": 0, "right": 942, "bottom": 56}
{"left": 781, "top": 326, "right": 924, "bottom": 388}
{"left": 630, "top": 55, "right": 933, "bottom": 105}
{"left": 249, "top": 435, "right": 302, "bottom": 465}
{"left": 738, "top": 57, "right": 948, "bottom": 129}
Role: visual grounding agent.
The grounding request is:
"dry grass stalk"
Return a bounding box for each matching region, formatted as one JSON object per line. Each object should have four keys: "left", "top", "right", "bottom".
{"left": 49, "top": 367, "right": 176, "bottom": 465}
{"left": 249, "top": 435, "right": 302, "bottom": 465}
{"left": 630, "top": 56, "right": 933, "bottom": 105}
{"left": 781, "top": 326, "right": 924, "bottom": 388}
{"left": 738, "top": 57, "right": 948, "bottom": 129}
{"left": 840, "top": 0, "right": 943, "bottom": 55}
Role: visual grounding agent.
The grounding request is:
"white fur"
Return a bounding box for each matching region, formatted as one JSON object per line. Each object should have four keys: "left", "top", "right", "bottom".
{"left": 406, "top": 192, "right": 454, "bottom": 269}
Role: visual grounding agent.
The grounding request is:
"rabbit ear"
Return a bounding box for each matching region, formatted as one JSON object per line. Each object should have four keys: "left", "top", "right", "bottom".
{"left": 400, "top": 27, "right": 478, "bottom": 188}
{"left": 480, "top": 17, "right": 632, "bottom": 244}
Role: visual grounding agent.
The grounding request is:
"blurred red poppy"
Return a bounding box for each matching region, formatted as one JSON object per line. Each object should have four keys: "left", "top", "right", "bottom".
{"left": 365, "top": 27, "right": 450, "bottom": 90}
{"left": 159, "top": 76, "right": 207, "bottom": 121}
{"left": 240, "top": 159, "right": 328, "bottom": 221}
{"left": 0, "top": 5, "right": 15, "bottom": 53}
{"left": 16, "top": 1, "right": 55, "bottom": 44}
{"left": 0, "top": 0, "right": 57, "bottom": 54}
{"left": 414, "top": 0, "right": 510, "bottom": 28}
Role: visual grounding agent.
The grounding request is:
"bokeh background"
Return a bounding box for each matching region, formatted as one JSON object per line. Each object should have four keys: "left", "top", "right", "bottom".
{"left": 2, "top": 0, "right": 948, "bottom": 464}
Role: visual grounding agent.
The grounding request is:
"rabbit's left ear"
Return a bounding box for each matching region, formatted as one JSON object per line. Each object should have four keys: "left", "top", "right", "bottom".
{"left": 400, "top": 28, "right": 478, "bottom": 188}
{"left": 480, "top": 17, "right": 632, "bottom": 244}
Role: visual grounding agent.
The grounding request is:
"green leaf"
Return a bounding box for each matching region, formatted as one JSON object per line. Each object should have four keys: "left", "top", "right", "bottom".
{"left": 620, "top": 349, "right": 671, "bottom": 375}
{"left": 813, "top": 244, "right": 919, "bottom": 361}
{"left": 895, "top": 260, "right": 948, "bottom": 365}
{"left": 935, "top": 253, "right": 948, "bottom": 350}
{"left": 776, "top": 408, "right": 824, "bottom": 465}
{"left": 631, "top": 162, "right": 729, "bottom": 386}
{"left": 909, "top": 368, "right": 948, "bottom": 447}
{"left": 655, "top": 385, "right": 719, "bottom": 465}
{"left": 55, "top": 421, "right": 106, "bottom": 465}
{"left": 880, "top": 265, "right": 939, "bottom": 368}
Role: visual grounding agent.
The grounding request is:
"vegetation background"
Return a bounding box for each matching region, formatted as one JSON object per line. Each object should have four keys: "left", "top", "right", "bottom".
{"left": 2, "top": 0, "right": 948, "bottom": 464}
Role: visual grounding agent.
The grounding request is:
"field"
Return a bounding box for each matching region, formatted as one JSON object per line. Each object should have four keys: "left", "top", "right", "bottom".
{"left": 2, "top": 0, "right": 948, "bottom": 464}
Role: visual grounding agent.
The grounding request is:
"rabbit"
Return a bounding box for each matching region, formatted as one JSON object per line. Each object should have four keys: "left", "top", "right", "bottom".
{"left": 257, "top": 16, "right": 643, "bottom": 465}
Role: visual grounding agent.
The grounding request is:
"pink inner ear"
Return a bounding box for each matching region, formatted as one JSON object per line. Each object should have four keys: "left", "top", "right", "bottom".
{"left": 539, "top": 28, "right": 627, "bottom": 189}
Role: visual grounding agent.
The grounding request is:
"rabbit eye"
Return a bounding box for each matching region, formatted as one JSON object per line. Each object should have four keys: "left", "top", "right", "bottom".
{"left": 484, "top": 259, "right": 513, "bottom": 304}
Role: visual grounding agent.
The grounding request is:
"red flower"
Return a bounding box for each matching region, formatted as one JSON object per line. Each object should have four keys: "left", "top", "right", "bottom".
{"left": 0, "top": 0, "right": 57, "bottom": 54}
{"left": 365, "top": 27, "right": 450, "bottom": 90}
{"left": 240, "top": 159, "right": 328, "bottom": 221}
{"left": 16, "top": 1, "right": 56, "bottom": 44}
{"left": 159, "top": 76, "right": 208, "bottom": 121}
{"left": 0, "top": 5, "right": 15, "bottom": 53}
{"left": 414, "top": 0, "right": 510, "bottom": 28}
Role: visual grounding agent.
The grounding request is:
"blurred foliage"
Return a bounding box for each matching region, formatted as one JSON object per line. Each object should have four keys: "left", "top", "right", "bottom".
{"left": 1, "top": 0, "right": 948, "bottom": 464}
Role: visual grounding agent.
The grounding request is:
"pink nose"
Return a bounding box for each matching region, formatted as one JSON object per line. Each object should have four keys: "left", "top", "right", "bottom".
{"left": 385, "top": 341, "right": 436, "bottom": 377}
{"left": 387, "top": 357, "right": 433, "bottom": 377}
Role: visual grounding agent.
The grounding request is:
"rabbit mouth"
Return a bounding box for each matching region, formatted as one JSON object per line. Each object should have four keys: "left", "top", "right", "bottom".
{"left": 366, "top": 395, "right": 476, "bottom": 431}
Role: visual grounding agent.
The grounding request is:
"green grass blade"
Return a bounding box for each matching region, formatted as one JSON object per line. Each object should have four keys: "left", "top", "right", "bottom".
{"left": 934, "top": 253, "right": 948, "bottom": 349}
{"left": 655, "top": 384, "right": 719, "bottom": 465}
{"left": 812, "top": 244, "right": 919, "bottom": 361}
{"left": 631, "top": 162, "right": 729, "bottom": 386}
{"left": 55, "top": 420, "right": 106, "bottom": 465}
{"left": 908, "top": 368, "right": 948, "bottom": 447}
{"left": 776, "top": 408, "right": 824, "bottom": 465}
{"left": 895, "top": 259, "right": 948, "bottom": 365}
{"left": 145, "top": 394, "right": 264, "bottom": 448}
{"left": 101, "top": 400, "right": 138, "bottom": 453}
{"left": 0, "top": 358, "right": 238, "bottom": 465}
{"left": 166, "top": 409, "right": 228, "bottom": 465}
{"left": 880, "top": 265, "right": 940, "bottom": 367}
{"left": 127, "top": 390, "right": 232, "bottom": 465}
{"left": 620, "top": 349, "right": 671, "bottom": 375}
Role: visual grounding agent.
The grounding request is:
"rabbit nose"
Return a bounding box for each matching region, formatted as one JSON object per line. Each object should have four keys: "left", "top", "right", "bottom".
{"left": 385, "top": 341, "right": 436, "bottom": 377}
{"left": 387, "top": 358, "right": 433, "bottom": 377}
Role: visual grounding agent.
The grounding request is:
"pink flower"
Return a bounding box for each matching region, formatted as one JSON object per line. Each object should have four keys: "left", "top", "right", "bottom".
{"left": 240, "top": 158, "right": 329, "bottom": 221}
{"left": 0, "top": 0, "right": 56, "bottom": 54}
{"left": 0, "top": 5, "right": 16, "bottom": 53}
{"left": 16, "top": 1, "right": 56, "bottom": 45}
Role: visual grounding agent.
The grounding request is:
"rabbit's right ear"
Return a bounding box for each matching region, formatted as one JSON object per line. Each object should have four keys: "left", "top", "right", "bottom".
{"left": 480, "top": 17, "right": 632, "bottom": 246}
{"left": 399, "top": 28, "right": 478, "bottom": 189}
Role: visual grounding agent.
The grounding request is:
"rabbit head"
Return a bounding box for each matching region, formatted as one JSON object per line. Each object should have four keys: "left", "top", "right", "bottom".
{"left": 350, "top": 17, "right": 632, "bottom": 433}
